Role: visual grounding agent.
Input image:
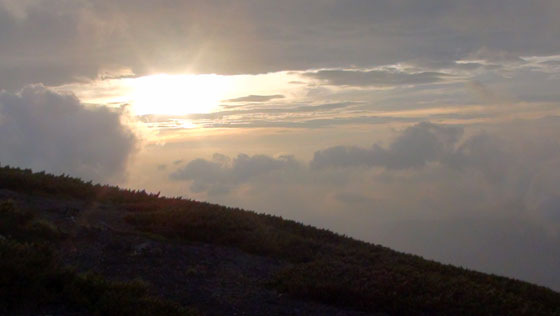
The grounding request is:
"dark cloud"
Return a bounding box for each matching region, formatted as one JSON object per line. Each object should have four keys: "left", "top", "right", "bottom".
{"left": 171, "top": 153, "right": 302, "bottom": 194}
{"left": 222, "top": 94, "right": 285, "bottom": 103}
{"left": 1, "top": 0, "right": 560, "bottom": 89}
{"left": 443, "top": 133, "right": 510, "bottom": 182}
{"left": 303, "top": 70, "right": 449, "bottom": 87}
{"left": 309, "top": 120, "right": 560, "bottom": 190}
{"left": 0, "top": 85, "right": 137, "bottom": 181}
{"left": 311, "top": 122, "right": 463, "bottom": 169}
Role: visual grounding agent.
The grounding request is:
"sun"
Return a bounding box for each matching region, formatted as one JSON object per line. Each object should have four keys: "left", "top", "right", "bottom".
{"left": 54, "top": 71, "right": 301, "bottom": 118}
{"left": 129, "top": 74, "right": 232, "bottom": 116}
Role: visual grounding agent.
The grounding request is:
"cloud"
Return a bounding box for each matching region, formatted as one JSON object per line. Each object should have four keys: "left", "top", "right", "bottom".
{"left": 1, "top": 0, "right": 560, "bottom": 89}
{"left": 171, "top": 120, "right": 560, "bottom": 220}
{"left": 335, "top": 192, "right": 377, "bottom": 209}
{"left": 311, "top": 122, "right": 463, "bottom": 169}
{"left": 222, "top": 94, "right": 285, "bottom": 103}
{"left": 201, "top": 115, "right": 418, "bottom": 129}
{"left": 194, "top": 102, "right": 357, "bottom": 119}
{"left": 540, "top": 60, "right": 560, "bottom": 66}
{"left": 305, "top": 118, "right": 560, "bottom": 193}
{"left": 172, "top": 120, "right": 560, "bottom": 200}
{"left": 443, "top": 133, "right": 510, "bottom": 182}
{"left": 378, "top": 218, "right": 560, "bottom": 291}
{"left": 139, "top": 102, "right": 363, "bottom": 129}
{"left": 302, "top": 69, "right": 449, "bottom": 87}
{"left": 171, "top": 153, "right": 302, "bottom": 194}
{"left": 0, "top": 85, "right": 137, "bottom": 181}
{"left": 140, "top": 102, "right": 355, "bottom": 122}
{"left": 466, "top": 47, "right": 525, "bottom": 64}
{"left": 466, "top": 81, "right": 511, "bottom": 105}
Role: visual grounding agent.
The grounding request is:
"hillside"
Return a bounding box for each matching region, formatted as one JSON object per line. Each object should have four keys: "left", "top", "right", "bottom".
{"left": 1, "top": 166, "right": 559, "bottom": 316}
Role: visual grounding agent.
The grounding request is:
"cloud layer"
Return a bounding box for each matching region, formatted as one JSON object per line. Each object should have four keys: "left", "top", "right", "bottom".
{"left": 311, "top": 122, "right": 463, "bottom": 169}
{"left": 223, "top": 94, "right": 285, "bottom": 103}
{"left": 1, "top": 0, "right": 560, "bottom": 89}
{"left": 0, "top": 85, "right": 137, "bottom": 181}
{"left": 303, "top": 70, "right": 448, "bottom": 87}
{"left": 171, "top": 153, "right": 302, "bottom": 195}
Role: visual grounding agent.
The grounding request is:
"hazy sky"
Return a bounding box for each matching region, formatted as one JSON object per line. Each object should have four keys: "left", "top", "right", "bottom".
{"left": 1, "top": 0, "right": 560, "bottom": 290}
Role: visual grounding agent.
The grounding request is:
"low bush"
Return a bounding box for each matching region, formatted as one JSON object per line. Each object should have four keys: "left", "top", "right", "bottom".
{"left": 0, "top": 200, "right": 64, "bottom": 242}
{"left": 0, "top": 240, "right": 194, "bottom": 316}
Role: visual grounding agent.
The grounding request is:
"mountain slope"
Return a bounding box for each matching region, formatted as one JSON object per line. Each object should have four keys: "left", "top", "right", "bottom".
{"left": 0, "top": 166, "right": 559, "bottom": 315}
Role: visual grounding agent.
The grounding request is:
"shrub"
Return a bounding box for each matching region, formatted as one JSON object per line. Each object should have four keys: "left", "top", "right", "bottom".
{"left": 0, "top": 240, "right": 194, "bottom": 316}
{"left": 0, "top": 200, "right": 64, "bottom": 242}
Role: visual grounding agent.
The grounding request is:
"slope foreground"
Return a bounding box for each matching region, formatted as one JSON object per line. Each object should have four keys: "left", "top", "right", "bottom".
{"left": 0, "top": 166, "right": 559, "bottom": 316}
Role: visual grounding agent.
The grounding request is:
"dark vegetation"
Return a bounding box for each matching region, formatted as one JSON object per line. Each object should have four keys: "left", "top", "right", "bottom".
{"left": 1, "top": 165, "right": 560, "bottom": 315}
{"left": 0, "top": 199, "right": 194, "bottom": 316}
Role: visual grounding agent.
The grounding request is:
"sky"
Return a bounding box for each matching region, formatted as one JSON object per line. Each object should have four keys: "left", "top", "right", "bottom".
{"left": 1, "top": 0, "right": 560, "bottom": 290}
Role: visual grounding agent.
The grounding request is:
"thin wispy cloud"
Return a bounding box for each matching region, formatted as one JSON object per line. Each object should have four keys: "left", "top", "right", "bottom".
{"left": 222, "top": 94, "right": 285, "bottom": 103}
{"left": 302, "top": 69, "right": 450, "bottom": 87}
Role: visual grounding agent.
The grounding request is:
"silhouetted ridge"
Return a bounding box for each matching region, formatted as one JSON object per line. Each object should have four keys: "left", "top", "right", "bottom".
{"left": 0, "top": 165, "right": 559, "bottom": 316}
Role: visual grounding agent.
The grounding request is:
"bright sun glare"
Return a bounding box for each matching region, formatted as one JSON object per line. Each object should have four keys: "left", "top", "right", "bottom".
{"left": 129, "top": 74, "right": 232, "bottom": 116}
